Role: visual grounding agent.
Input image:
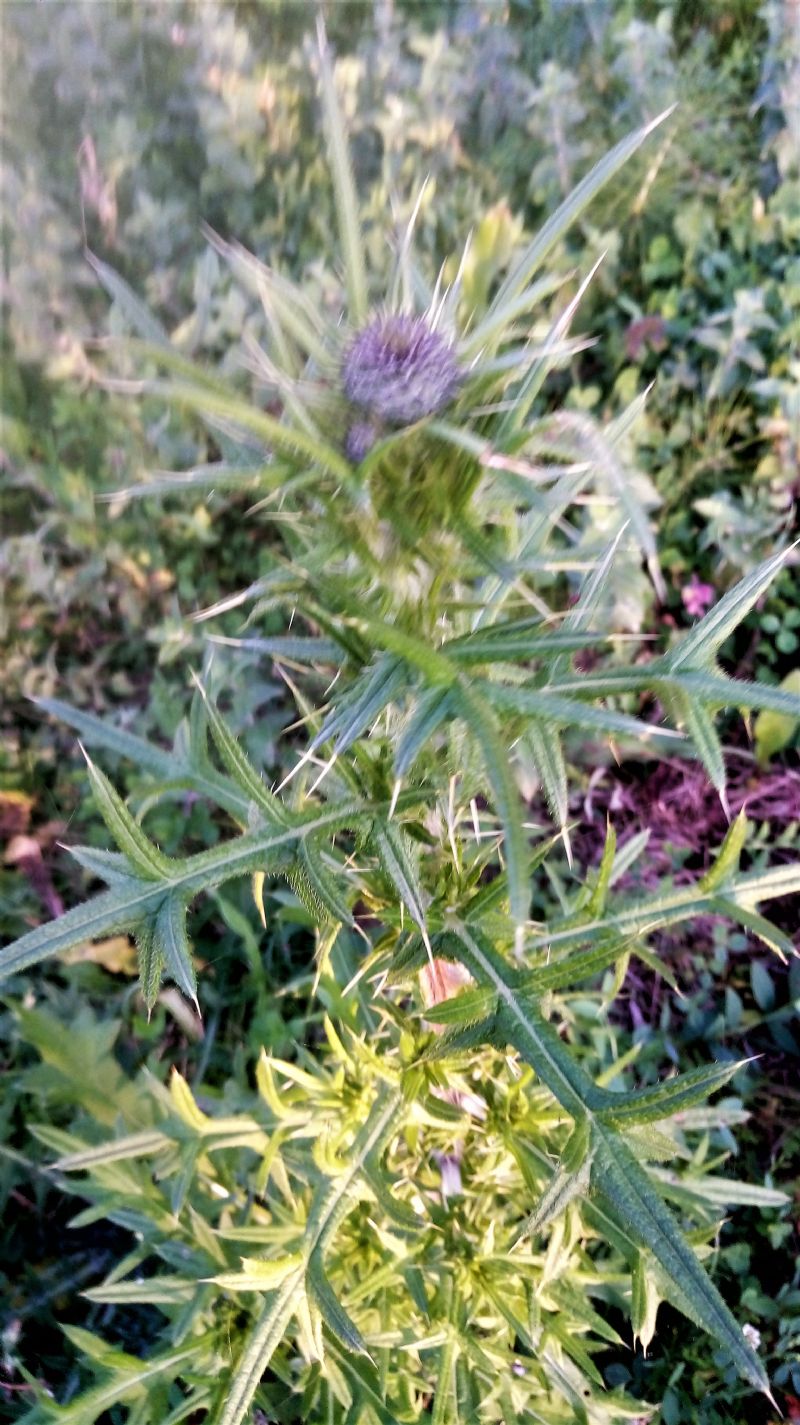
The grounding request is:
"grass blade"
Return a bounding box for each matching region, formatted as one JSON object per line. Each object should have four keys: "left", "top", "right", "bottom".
{"left": 316, "top": 18, "right": 368, "bottom": 325}
{"left": 487, "top": 108, "right": 675, "bottom": 318}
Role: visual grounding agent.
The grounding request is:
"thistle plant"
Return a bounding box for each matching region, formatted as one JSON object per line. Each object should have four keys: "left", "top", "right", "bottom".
{"left": 5, "top": 21, "right": 800, "bottom": 1425}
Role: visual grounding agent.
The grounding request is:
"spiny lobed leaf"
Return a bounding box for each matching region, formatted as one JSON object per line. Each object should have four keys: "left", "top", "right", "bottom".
{"left": 445, "top": 923, "right": 771, "bottom": 1395}
{"left": 0, "top": 781, "right": 424, "bottom": 990}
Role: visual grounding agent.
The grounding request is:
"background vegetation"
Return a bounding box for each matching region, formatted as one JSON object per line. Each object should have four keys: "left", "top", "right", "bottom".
{"left": 1, "top": 1, "right": 799, "bottom": 1422}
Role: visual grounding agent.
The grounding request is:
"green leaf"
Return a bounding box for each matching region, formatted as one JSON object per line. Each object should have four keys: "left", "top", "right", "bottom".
{"left": 750, "top": 959, "right": 776, "bottom": 1012}
{"left": 668, "top": 545, "right": 797, "bottom": 671}
{"left": 35, "top": 698, "right": 175, "bottom": 778}
{"left": 374, "top": 822, "right": 429, "bottom": 934}
{"left": 651, "top": 1171, "right": 788, "bottom": 1212}
{"left": 459, "top": 271, "right": 568, "bottom": 358}
{"left": 444, "top": 919, "right": 778, "bottom": 1398}
{"left": 84, "top": 1277, "right": 197, "bottom": 1306}
{"left": 500, "top": 254, "right": 605, "bottom": 437}
{"left": 483, "top": 679, "right": 682, "bottom": 743}
{"left": 699, "top": 811, "right": 748, "bottom": 893}
{"left": 136, "top": 921, "right": 165, "bottom": 1012}
{"left": 215, "top": 1273, "right": 300, "bottom": 1425}
{"left": 517, "top": 1119, "right": 593, "bottom": 1240}
{"left": 713, "top": 897, "right": 796, "bottom": 961}
{"left": 286, "top": 858, "right": 333, "bottom": 926}
{"left": 0, "top": 797, "right": 393, "bottom": 983}
{"left": 395, "top": 688, "right": 452, "bottom": 775}
{"left": 431, "top": 1334, "right": 459, "bottom": 1425}
{"left": 66, "top": 845, "right": 140, "bottom": 887}
{"left": 590, "top": 1128, "right": 769, "bottom": 1395}
{"left": 35, "top": 695, "right": 251, "bottom": 822}
{"left": 210, "top": 1255, "right": 304, "bottom": 1293}
{"left": 150, "top": 381, "right": 353, "bottom": 482}
{"left": 444, "top": 625, "right": 604, "bottom": 666}
{"left": 683, "top": 697, "right": 728, "bottom": 805}
{"left": 196, "top": 680, "right": 289, "bottom": 825}
{"left": 84, "top": 756, "right": 175, "bottom": 881}
{"left": 455, "top": 686, "right": 530, "bottom": 937}
{"left": 355, "top": 618, "right": 458, "bottom": 687}
{"left": 123, "top": 335, "right": 243, "bottom": 395}
{"left": 754, "top": 669, "right": 800, "bottom": 761}
{"left": 387, "top": 930, "right": 433, "bottom": 979}
{"left": 107, "top": 461, "right": 273, "bottom": 503}
{"left": 598, "top": 1060, "right": 742, "bottom": 1127}
{"left": 362, "top": 1159, "right": 421, "bottom": 1231}
{"left": 1, "top": 885, "right": 157, "bottom": 980}
{"left": 203, "top": 230, "right": 330, "bottom": 366}
{"left": 421, "top": 985, "right": 498, "bottom": 1027}
{"left": 388, "top": 176, "right": 429, "bottom": 314}
{"left": 586, "top": 823, "right": 617, "bottom": 917}
{"left": 631, "top": 1252, "right": 661, "bottom": 1353}
{"left": 208, "top": 634, "right": 340, "bottom": 663}
{"left": 417, "top": 1015, "right": 500, "bottom": 1062}
{"left": 306, "top": 1250, "right": 369, "bottom": 1356}
{"left": 155, "top": 895, "right": 198, "bottom": 1004}
{"left": 317, "top": 657, "right": 407, "bottom": 757}
{"left": 55, "top": 1130, "right": 171, "bottom": 1170}
{"left": 515, "top": 937, "right": 636, "bottom": 995}
{"left": 299, "top": 837, "right": 355, "bottom": 926}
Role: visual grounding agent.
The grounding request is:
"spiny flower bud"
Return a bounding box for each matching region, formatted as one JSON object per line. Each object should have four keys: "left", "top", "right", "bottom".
{"left": 342, "top": 313, "right": 460, "bottom": 428}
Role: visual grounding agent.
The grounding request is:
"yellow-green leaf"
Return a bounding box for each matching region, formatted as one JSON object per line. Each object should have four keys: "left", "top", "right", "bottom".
{"left": 754, "top": 669, "right": 800, "bottom": 763}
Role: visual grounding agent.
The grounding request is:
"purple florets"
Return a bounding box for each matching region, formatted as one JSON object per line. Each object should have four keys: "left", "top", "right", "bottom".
{"left": 342, "top": 313, "right": 460, "bottom": 428}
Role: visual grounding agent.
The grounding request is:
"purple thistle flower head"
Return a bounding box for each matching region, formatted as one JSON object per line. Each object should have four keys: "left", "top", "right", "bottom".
{"left": 342, "top": 313, "right": 460, "bottom": 428}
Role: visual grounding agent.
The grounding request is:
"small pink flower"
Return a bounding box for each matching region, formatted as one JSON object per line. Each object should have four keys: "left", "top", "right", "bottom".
{"left": 681, "top": 575, "right": 715, "bottom": 619}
